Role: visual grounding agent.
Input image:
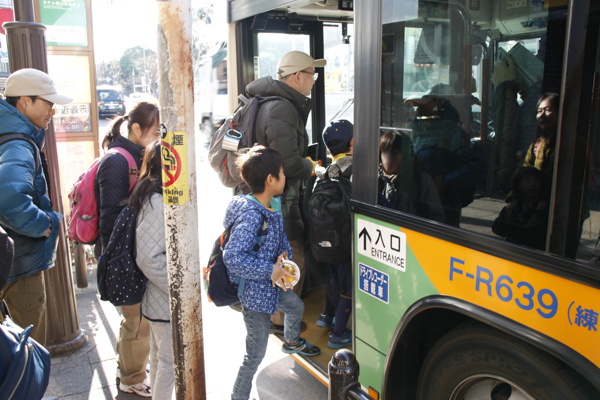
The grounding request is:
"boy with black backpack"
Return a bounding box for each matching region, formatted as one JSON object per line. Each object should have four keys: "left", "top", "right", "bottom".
{"left": 309, "top": 120, "right": 354, "bottom": 348}
{"left": 224, "top": 145, "right": 320, "bottom": 400}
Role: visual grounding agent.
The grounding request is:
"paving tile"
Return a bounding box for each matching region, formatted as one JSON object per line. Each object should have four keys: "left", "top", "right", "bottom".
{"left": 44, "top": 360, "right": 94, "bottom": 398}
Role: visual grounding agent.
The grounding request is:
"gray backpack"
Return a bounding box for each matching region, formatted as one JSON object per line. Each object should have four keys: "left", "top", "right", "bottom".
{"left": 207, "top": 95, "right": 282, "bottom": 188}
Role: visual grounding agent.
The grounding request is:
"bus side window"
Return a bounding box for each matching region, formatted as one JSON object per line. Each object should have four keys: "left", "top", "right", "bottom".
{"left": 377, "top": 0, "right": 596, "bottom": 260}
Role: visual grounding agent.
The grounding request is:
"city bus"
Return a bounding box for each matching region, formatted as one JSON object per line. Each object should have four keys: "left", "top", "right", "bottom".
{"left": 225, "top": 0, "right": 600, "bottom": 398}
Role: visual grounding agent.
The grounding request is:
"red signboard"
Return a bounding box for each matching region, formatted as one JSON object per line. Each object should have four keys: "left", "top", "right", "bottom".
{"left": 0, "top": 8, "right": 14, "bottom": 36}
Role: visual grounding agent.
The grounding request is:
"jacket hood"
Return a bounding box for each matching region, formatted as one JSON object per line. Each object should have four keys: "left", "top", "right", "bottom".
{"left": 224, "top": 194, "right": 282, "bottom": 229}
{"left": 0, "top": 98, "right": 45, "bottom": 147}
{"left": 316, "top": 155, "right": 353, "bottom": 180}
{"left": 245, "top": 76, "right": 313, "bottom": 122}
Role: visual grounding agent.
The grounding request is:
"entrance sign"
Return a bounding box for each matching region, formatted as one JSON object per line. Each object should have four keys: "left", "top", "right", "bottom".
{"left": 356, "top": 218, "right": 407, "bottom": 271}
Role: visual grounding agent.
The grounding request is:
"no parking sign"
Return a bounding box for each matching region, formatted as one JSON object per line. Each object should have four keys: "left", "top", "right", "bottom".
{"left": 161, "top": 131, "right": 189, "bottom": 205}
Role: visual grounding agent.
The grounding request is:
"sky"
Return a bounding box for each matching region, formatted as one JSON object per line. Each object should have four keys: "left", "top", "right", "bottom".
{"left": 91, "top": 0, "right": 227, "bottom": 63}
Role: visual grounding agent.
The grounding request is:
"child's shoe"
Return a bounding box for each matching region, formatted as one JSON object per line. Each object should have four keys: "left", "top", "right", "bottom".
{"left": 328, "top": 328, "right": 352, "bottom": 349}
{"left": 282, "top": 338, "right": 321, "bottom": 356}
{"left": 316, "top": 313, "right": 335, "bottom": 329}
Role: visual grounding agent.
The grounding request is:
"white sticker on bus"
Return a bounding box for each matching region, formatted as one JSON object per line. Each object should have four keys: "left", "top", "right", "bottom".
{"left": 356, "top": 218, "right": 406, "bottom": 272}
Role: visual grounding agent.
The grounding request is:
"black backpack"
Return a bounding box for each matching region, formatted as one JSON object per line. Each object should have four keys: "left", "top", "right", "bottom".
{"left": 202, "top": 214, "right": 268, "bottom": 307}
{"left": 207, "top": 96, "right": 283, "bottom": 188}
{"left": 308, "top": 164, "right": 353, "bottom": 264}
{"left": 97, "top": 205, "right": 147, "bottom": 306}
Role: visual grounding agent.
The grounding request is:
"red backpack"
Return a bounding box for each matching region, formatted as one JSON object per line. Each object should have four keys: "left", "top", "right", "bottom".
{"left": 68, "top": 148, "right": 138, "bottom": 244}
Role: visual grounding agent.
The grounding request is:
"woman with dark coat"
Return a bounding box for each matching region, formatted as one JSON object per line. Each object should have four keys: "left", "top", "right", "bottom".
{"left": 95, "top": 101, "right": 160, "bottom": 397}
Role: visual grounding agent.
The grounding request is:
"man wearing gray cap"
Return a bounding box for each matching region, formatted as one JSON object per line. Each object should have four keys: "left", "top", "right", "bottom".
{"left": 0, "top": 68, "right": 72, "bottom": 345}
{"left": 244, "top": 51, "right": 326, "bottom": 332}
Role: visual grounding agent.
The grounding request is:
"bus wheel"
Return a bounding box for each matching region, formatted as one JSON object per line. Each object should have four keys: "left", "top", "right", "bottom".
{"left": 416, "top": 323, "right": 595, "bottom": 400}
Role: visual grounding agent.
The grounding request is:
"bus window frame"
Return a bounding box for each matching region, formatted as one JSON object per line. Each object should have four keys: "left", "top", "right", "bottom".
{"left": 352, "top": 0, "right": 600, "bottom": 280}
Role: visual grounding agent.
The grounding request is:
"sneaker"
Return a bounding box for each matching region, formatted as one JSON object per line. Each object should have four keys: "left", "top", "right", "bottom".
{"left": 282, "top": 338, "right": 320, "bottom": 356}
{"left": 270, "top": 321, "right": 307, "bottom": 334}
{"left": 328, "top": 328, "right": 352, "bottom": 349}
{"left": 316, "top": 314, "right": 334, "bottom": 329}
{"left": 119, "top": 378, "right": 152, "bottom": 397}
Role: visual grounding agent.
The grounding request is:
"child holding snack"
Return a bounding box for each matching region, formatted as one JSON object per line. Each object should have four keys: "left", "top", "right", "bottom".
{"left": 223, "top": 145, "right": 320, "bottom": 400}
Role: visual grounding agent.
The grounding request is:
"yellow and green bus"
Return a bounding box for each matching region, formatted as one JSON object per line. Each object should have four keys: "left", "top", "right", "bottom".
{"left": 226, "top": 0, "right": 600, "bottom": 398}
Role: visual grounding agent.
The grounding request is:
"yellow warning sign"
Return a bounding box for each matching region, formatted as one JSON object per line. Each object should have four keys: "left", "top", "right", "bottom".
{"left": 161, "top": 132, "right": 189, "bottom": 205}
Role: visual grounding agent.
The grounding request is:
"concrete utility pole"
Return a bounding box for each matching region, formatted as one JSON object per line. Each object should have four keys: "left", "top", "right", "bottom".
{"left": 4, "top": 0, "right": 85, "bottom": 356}
{"left": 156, "top": 0, "right": 206, "bottom": 399}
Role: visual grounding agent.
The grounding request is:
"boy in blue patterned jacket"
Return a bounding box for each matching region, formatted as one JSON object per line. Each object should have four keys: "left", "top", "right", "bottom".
{"left": 223, "top": 145, "right": 320, "bottom": 400}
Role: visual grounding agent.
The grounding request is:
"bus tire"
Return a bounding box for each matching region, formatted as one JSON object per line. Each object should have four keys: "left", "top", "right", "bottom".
{"left": 416, "top": 322, "right": 595, "bottom": 400}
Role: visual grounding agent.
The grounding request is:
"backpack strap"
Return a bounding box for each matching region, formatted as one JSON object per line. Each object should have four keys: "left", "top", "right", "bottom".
{"left": 342, "top": 164, "right": 353, "bottom": 180}
{"left": 245, "top": 96, "right": 285, "bottom": 146}
{"left": 107, "top": 147, "right": 139, "bottom": 192}
{"left": 0, "top": 134, "right": 40, "bottom": 177}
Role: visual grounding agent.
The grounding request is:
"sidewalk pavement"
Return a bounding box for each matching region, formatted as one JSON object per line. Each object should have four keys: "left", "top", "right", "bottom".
{"left": 42, "top": 267, "right": 328, "bottom": 400}
{"left": 42, "top": 268, "right": 144, "bottom": 400}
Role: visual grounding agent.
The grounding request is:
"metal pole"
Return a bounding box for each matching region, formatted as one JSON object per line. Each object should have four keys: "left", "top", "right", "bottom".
{"left": 4, "top": 0, "right": 85, "bottom": 356}
{"left": 156, "top": 0, "right": 205, "bottom": 399}
{"left": 329, "top": 349, "right": 373, "bottom": 400}
{"left": 73, "top": 242, "right": 88, "bottom": 288}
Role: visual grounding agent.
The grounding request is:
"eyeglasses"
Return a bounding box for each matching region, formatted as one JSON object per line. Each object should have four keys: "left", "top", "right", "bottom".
{"left": 300, "top": 70, "right": 319, "bottom": 82}
{"left": 36, "top": 97, "right": 55, "bottom": 109}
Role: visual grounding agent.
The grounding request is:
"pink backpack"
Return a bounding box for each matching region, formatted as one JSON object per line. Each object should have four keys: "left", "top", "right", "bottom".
{"left": 68, "top": 148, "right": 138, "bottom": 244}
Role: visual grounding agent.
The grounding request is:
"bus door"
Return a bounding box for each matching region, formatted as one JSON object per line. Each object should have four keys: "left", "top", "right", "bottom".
{"left": 229, "top": 3, "right": 355, "bottom": 381}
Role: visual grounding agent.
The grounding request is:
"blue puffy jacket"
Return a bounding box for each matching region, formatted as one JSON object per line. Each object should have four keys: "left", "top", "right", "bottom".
{"left": 0, "top": 99, "right": 61, "bottom": 283}
{"left": 223, "top": 195, "right": 293, "bottom": 314}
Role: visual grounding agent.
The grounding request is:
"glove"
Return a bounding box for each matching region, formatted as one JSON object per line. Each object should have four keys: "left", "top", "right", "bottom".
{"left": 491, "top": 54, "right": 516, "bottom": 87}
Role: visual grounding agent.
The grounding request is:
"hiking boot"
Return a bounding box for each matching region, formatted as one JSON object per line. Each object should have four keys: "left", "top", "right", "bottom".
{"left": 270, "top": 321, "right": 307, "bottom": 334}
{"left": 328, "top": 328, "right": 352, "bottom": 349}
{"left": 282, "top": 338, "right": 320, "bottom": 356}
{"left": 119, "top": 378, "right": 152, "bottom": 397}
{"left": 316, "top": 314, "right": 334, "bottom": 329}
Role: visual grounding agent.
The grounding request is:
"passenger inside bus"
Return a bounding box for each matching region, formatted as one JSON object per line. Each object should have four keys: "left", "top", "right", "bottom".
{"left": 492, "top": 166, "right": 548, "bottom": 251}
{"left": 404, "top": 88, "right": 486, "bottom": 226}
{"left": 377, "top": 130, "right": 444, "bottom": 223}
{"left": 378, "top": 2, "right": 596, "bottom": 261}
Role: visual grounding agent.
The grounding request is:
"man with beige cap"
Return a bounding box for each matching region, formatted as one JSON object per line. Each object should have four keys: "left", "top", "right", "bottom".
{"left": 242, "top": 51, "right": 326, "bottom": 333}
{"left": 0, "top": 68, "right": 72, "bottom": 345}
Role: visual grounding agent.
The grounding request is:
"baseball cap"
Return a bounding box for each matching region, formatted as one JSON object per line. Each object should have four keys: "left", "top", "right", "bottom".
{"left": 4, "top": 68, "right": 73, "bottom": 105}
{"left": 277, "top": 51, "right": 327, "bottom": 79}
{"left": 323, "top": 119, "right": 353, "bottom": 152}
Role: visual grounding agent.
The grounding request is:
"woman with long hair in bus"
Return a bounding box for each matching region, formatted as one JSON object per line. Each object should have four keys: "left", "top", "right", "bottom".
{"left": 95, "top": 101, "right": 160, "bottom": 397}
{"left": 131, "top": 141, "right": 174, "bottom": 399}
{"left": 522, "top": 93, "right": 590, "bottom": 259}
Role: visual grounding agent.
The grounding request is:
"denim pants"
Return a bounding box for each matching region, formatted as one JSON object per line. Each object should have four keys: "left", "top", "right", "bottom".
{"left": 323, "top": 262, "right": 353, "bottom": 337}
{"left": 231, "top": 287, "right": 304, "bottom": 400}
{"left": 149, "top": 320, "right": 175, "bottom": 399}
